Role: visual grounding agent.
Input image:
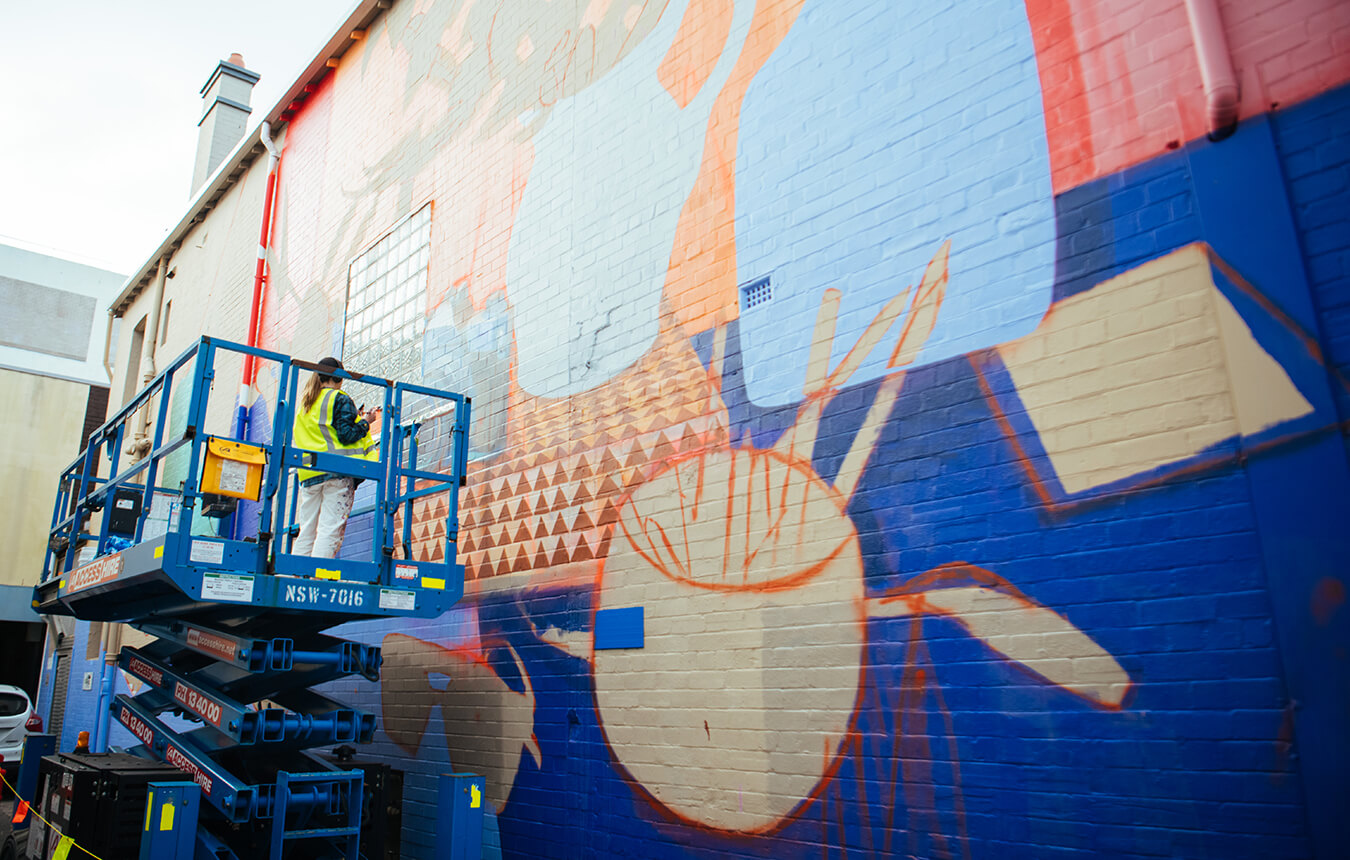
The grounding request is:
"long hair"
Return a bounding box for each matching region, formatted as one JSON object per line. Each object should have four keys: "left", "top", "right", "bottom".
{"left": 301, "top": 372, "right": 327, "bottom": 412}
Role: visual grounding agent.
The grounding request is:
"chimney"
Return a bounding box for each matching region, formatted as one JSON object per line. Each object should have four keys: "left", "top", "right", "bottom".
{"left": 190, "top": 53, "right": 260, "bottom": 195}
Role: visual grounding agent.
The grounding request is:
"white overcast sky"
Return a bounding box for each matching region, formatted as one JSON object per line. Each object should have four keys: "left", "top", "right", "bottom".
{"left": 0, "top": 1, "right": 353, "bottom": 276}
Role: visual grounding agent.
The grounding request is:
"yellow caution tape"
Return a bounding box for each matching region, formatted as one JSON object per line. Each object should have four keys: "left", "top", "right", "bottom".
{"left": 161, "top": 800, "right": 175, "bottom": 831}
{"left": 422, "top": 577, "right": 445, "bottom": 590}
{"left": 316, "top": 568, "right": 341, "bottom": 581}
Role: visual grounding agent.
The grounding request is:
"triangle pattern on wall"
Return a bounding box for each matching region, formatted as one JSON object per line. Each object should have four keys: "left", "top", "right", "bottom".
{"left": 405, "top": 328, "right": 730, "bottom": 581}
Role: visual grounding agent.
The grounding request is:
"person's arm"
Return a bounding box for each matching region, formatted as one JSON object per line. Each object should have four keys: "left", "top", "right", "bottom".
{"left": 331, "top": 392, "right": 370, "bottom": 444}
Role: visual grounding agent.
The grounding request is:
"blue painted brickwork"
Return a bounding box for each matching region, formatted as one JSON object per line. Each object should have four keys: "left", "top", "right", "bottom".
{"left": 1052, "top": 150, "right": 1201, "bottom": 302}
{"left": 325, "top": 95, "right": 1350, "bottom": 856}
{"left": 1185, "top": 107, "right": 1350, "bottom": 851}
{"left": 55, "top": 621, "right": 138, "bottom": 753}
{"left": 284, "top": 86, "right": 1350, "bottom": 857}
{"left": 335, "top": 421, "right": 1306, "bottom": 859}
{"left": 54, "top": 622, "right": 96, "bottom": 752}
{"left": 1272, "top": 85, "right": 1350, "bottom": 442}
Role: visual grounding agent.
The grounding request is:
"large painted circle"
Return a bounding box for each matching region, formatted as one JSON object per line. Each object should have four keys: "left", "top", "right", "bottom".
{"left": 594, "top": 448, "right": 867, "bottom": 832}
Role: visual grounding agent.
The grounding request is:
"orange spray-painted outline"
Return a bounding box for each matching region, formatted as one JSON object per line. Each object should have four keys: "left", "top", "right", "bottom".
{"left": 876, "top": 562, "right": 1133, "bottom": 712}
{"left": 614, "top": 446, "right": 854, "bottom": 593}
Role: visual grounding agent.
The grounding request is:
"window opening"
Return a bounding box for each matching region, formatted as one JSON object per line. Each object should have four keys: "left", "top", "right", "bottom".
{"left": 122, "top": 317, "right": 146, "bottom": 406}
{"left": 343, "top": 204, "right": 432, "bottom": 381}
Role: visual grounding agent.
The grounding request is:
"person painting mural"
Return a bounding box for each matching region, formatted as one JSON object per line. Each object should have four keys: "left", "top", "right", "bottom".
{"left": 291, "top": 357, "right": 380, "bottom": 558}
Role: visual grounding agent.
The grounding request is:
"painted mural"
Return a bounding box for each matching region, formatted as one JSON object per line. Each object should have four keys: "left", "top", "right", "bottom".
{"left": 240, "top": 1, "right": 1350, "bottom": 858}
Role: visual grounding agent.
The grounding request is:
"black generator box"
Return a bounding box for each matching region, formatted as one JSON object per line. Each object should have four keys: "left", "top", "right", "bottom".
{"left": 318, "top": 753, "right": 404, "bottom": 860}
{"left": 107, "top": 487, "right": 143, "bottom": 536}
{"left": 26, "top": 751, "right": 184, "bottom": 860}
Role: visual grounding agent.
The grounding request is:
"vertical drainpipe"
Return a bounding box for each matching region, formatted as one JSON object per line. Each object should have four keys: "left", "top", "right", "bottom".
{"left": 92, "top": 623, "right": 115, "bottom": 752}
{"left": 129, "top": 256, "right": 169, "bottom": 459}
{"left": 1183, "top": 0, "right": 1240, "bottom": 140}
{"left": 231, "top": 123, "right": 281, "bottom": 542}
{"left": 236, "top": 121, "right": 282, "bottom": 443}
{"left": 101, "top": 310, "right": 117, "bottom": 382}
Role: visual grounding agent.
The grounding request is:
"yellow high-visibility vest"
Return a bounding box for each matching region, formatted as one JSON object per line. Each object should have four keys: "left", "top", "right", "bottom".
{"left": 293, "top": 388, "right": 379, "bottom": 481}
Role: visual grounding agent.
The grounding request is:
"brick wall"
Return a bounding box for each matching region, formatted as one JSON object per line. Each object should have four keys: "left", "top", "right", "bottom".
{"left": 47, "top": 1, "right": 1350, "bottom": 857}
{"left": 1272, "top": 84, "right": 1350, "bottom": 437}
{"left": 1028, "top": 0, "right": 1350, "bottom": 190}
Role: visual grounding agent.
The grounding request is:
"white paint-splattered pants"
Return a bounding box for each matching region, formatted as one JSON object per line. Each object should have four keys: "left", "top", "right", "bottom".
{"left": 292, "top": 477, "right": 356, "bottom": 559}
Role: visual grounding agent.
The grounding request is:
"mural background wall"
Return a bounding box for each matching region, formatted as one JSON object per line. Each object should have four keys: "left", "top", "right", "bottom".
{"left": 51, "top": 1, "right": 1350, "bottom": 858}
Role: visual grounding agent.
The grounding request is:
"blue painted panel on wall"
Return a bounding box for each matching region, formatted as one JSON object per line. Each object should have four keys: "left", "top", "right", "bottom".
{"left": 594, "top": 607, "right": 644, "bottom": 650}
{"left": 1187, "top": 113, "right": 1350, "bottom": 857}
{"left": 1271, "top": 84, "right": 1350, "bottom": 440}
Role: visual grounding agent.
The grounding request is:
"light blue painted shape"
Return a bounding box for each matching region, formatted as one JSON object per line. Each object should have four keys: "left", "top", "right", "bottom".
{"left": 505, "top": 0, "right": 755, "bottom": 397}
{"left": 735, "top": 0, "right": 1058, "bottom": 406}
{"left": 421, "top": 295, "right": 511, "bottom": 461}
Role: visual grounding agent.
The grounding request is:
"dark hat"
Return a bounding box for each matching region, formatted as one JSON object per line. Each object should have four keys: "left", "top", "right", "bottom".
{"left": 316, "top": 357, "right": 344, "bottom": 379}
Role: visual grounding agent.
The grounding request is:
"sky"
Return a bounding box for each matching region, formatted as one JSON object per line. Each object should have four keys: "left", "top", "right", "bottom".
{"left": 0, "top": 0, "right": 355, "bottom": 277}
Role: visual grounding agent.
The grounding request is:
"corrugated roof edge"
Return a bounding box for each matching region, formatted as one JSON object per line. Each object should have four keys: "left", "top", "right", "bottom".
{"left": 111, "top": 0, "right": 390, "bottom": 316}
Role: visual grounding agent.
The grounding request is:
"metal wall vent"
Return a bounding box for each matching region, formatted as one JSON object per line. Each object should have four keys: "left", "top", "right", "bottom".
{"left": 740, "top": 275, "right": 773, "bottom": 309}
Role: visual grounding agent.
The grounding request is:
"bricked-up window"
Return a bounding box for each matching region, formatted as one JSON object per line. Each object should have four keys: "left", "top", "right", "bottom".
{"left": 343, "top": 204, "right": 431, "bottom": 381}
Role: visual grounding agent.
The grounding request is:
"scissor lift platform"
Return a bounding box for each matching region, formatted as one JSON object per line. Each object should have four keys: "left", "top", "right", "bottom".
{"left": 34, "top": 531, "right": 456, "bottom": 623}
{"left": 34, "top": 336, "right": 471, "bottom": 859}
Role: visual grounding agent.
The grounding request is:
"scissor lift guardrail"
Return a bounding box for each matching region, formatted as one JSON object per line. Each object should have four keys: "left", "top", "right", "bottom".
{"left": 33, "top": 336, "right": 471, "bottom": 859}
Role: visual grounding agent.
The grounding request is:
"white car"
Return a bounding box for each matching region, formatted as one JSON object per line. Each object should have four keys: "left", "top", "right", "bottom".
{"left": 0, "top": 684, "right": 41, "bottom": 780}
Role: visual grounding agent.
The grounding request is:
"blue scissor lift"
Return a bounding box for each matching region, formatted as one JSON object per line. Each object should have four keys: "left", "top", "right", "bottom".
{"left": 33, "top": 336, "right": 471, "bottom": 859}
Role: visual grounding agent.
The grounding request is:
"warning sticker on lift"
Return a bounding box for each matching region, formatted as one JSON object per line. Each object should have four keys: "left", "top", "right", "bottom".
{"left": 379, "top": 588, "right": 416, "bottom": 611}
{"left": 218, "top": 459, "right": 250, "bottom": 495}
{"left": 202, "top": 573, "right": 254, "bottom": 602}
{"left": 394, "top": 564, "right": 418, "bottom": 581}
{"left": 189, "top": 540, "right": 225, "bottom": 565}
